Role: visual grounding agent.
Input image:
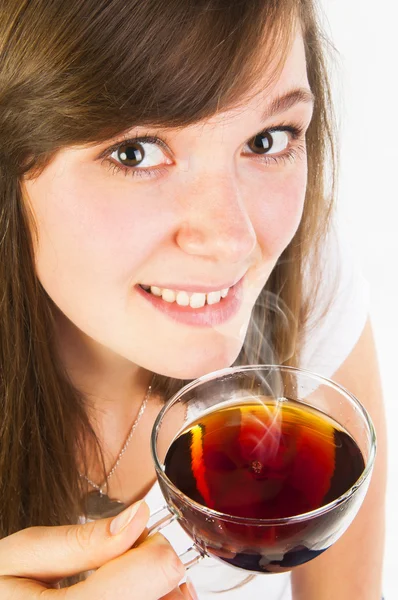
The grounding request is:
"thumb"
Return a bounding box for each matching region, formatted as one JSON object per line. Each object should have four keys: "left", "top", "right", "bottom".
{"left": 0, "top": 500, "right": 150, "bottom": 583}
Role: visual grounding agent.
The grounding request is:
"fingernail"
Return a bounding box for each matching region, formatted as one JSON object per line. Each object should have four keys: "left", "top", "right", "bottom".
{"left": 110, "top": 500, "right": 144, "bottom": 535}
{"left": 187, "top": 577, "right": 199, "bottom": 600}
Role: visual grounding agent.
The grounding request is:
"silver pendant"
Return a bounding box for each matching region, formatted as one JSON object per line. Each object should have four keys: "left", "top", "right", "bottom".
{"left": 85, "top": 490, "right": 126, "bottom": 519}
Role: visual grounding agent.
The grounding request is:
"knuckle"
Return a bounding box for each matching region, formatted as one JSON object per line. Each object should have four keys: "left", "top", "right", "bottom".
{"left": 153, "top": 536, "right": 185, "bottom": 587}
{"left": 65, "top": 522, "right": 95, "bottom": 553}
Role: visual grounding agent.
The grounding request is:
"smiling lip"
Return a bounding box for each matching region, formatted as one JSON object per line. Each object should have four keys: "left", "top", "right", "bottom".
{"left": 135, "top": 275, "right": 245, "bottom": 327}
{"left": 138, "top": 275, "right": 245, "bottom": 294}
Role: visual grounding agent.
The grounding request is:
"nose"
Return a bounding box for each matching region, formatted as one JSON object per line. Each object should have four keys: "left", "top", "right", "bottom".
{"left": 175, "top": 173, "right": 257, "bottom": 264}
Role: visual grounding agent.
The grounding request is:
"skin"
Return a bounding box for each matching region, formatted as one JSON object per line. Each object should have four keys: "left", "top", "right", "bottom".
{"left": 21, "top": 27, "right": 386, "bottom": 600}
{"left": 23, "top": 31, "right": 311, "bottom": 389}
{"left": 22, "top": 30, "right": 313, "bottom": 495}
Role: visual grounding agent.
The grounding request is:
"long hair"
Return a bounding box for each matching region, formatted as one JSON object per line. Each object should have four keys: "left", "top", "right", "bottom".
{"left": 0, "top": 0, "right": 336, "bottom": 581}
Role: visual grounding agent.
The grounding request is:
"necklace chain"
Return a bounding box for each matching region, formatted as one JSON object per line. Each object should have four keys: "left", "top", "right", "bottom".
{"left": 79, "top": 376, "right": 154, "bottom": 494}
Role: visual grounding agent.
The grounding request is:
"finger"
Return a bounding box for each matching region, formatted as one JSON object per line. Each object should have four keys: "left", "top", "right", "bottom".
{"left": 160, "top": 587, "right": 189, "bottom": 600}
{"left": 0, "top": 500, "right": 150, "bottom": 582}
{"left": 178, "top": 582, "right": 193, "bottom": 600}
{"left": 72, "top": 532, "right": 186, "bottom": 600}
{"left": 186, "top": 579, "right": 199, "bottom": 600}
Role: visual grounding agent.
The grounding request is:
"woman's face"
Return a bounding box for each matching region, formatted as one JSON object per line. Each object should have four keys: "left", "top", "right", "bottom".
{"left": 23, "top": 31, "right": 313, "bottom": 380}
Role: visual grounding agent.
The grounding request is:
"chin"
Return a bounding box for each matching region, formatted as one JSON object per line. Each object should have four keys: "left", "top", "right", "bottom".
{"left": 150, "top": 338, "right": 245, "bottom": 381}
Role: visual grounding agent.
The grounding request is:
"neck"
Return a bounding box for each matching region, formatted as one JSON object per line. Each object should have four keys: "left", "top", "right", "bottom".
{"left": 53, "top": 308, "right": 153, "bottom": 418}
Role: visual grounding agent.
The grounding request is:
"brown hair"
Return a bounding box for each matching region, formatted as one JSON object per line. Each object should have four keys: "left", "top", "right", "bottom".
{"left": 0, "top": 0, "right": 336, "bottom": 586}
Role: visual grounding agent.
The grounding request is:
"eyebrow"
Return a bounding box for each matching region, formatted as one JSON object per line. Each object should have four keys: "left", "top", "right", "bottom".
{"left": 261, "top": 88, "right": 315, "bottom": 121}
{"left": 96, "top": 87, "right": 315, "bottom": 150}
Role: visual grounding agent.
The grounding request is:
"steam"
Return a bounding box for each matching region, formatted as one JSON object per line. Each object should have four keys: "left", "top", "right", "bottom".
{"left": 184, "top": 289, "right": 299, "bottom": 463}
{"left": 228, "top": 289, "right": 298, "bottom": 465}
{"left": 241, "top": 406, "right": 283, "bottom": 470}
{"left": 243, "top": 289, "right": 297, "bottom": 367}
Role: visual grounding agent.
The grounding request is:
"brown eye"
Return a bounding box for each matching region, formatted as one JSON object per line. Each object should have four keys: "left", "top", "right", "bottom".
{"left": 247, "top": 131, "right": 289, "bottom": 155}
{"left": 248, "top": 132, "right": 274, "bottom": 154}
{"left": 110, "top": 139, "right": 168, "bottom": 169}
{"left": 116, "top": 143, "right": 145, "bottom": 167}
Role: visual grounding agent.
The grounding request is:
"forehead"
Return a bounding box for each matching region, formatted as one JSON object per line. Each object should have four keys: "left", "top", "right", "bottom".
{"left": 200, "top": 30, "right": 309, "bottom": 128}
{"left": 268, "top": 30, "right": 308, "bottom": 95}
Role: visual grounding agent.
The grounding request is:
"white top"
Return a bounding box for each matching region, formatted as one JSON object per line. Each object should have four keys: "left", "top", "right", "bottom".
{"left": 82, "top": 216, "right": 370, "bottom": 599}
{"left": 146, "top": 216, "right": 370, "bottom": 599}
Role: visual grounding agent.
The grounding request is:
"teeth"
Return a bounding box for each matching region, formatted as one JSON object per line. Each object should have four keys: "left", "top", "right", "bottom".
{"left": 189, "top": 293, "right": 206, "bottom": 308}
{"left": 207, "top": 291, "right": 221, "bottom": 305}
{"left": 150, "top": 286, "right": 162, "bottom": 297}
{"left": 145, "top": 284, "right": 231, "bottom": 307}
{"left": 176, "top": 291, "right": 190, "bottom": 306}
{"left": 161, "top": 289, "right": 176, "bottom": 303}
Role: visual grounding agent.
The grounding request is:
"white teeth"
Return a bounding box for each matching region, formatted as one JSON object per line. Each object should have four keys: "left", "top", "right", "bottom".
{"left": 150, "top": 286, "right": 162, "bottom": 297}
{"left": 189, "top": 293, "right": 206, "bottom": 308}
{"left": 161, "top": 289, "right": 176, "bottom": 303}
{"left": 207, "top": 291, "right": 221, "bottom": 305}
{"left": 144, "top": 284, "right": 231, "bottom": 307}
{"left": 176, "top": 291, "right": 190, "bottom": 306}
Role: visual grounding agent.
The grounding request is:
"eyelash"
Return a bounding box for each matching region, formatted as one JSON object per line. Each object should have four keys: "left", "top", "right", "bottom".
{"left": 99, "top": 124, "right": 307, "bottom": 180}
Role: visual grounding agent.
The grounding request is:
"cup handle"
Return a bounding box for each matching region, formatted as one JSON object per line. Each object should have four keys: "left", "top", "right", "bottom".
{"left": 147, "top": 505, "right": 205, "bottom": 569}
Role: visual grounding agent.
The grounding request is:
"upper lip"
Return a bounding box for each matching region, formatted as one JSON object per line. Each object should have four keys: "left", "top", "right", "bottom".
{"left": 138, "top": 273, "right": 246, "bottom": 294}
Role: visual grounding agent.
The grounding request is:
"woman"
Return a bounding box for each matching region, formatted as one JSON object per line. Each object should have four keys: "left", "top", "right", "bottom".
{"left": 0, "top": 0, "right": 386, "bottom": 598}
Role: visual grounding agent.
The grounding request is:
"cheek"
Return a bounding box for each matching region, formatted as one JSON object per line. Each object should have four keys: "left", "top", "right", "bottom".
{"left": 26, "top": 161, "right": 172, "bottom": 289}
{"left": 250, "top": 165, "right": 307, "bottom": 257}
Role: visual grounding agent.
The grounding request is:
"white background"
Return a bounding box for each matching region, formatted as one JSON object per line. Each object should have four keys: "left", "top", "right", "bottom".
{"left": 319, "top": 1, "right": 397, "bottom": 597}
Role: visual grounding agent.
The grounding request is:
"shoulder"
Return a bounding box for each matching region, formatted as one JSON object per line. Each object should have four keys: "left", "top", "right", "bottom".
{"left": 300, "top": 213, "right": 370, "bottom": 379}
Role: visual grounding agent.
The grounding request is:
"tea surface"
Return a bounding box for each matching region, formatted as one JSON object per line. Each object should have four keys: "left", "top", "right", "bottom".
{"left": 164, "top": 398, "right": 365, "bottom": 520}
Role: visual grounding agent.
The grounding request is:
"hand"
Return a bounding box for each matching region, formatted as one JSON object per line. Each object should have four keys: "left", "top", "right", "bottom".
{"left": 0, "top": 500, "right": 196, "bottom": 599}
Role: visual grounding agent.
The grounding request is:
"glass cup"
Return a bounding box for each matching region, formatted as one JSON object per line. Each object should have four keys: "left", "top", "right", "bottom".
{"left": 147, "top": 364, "right": 376, "bottom": 573}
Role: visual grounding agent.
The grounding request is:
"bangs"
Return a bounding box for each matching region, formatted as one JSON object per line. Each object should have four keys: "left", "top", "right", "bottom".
{"left": 1, "top": 0, "right": 299, "bottom": 172}
{"left": 90, "top": 0, "right": 298, "bottom": 133}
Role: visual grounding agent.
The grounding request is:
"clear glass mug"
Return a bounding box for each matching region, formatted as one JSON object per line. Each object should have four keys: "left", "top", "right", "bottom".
{"left": 147, "top": 365, "right": 376, "bottom": 573}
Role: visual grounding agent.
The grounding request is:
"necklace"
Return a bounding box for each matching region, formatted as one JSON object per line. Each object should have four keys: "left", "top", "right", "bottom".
{"left": 80, "top": 375, "right": 154, "bottom": 519}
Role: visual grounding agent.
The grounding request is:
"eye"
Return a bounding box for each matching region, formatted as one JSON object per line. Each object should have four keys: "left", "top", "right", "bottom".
{"left": 101, "top": 125, "right": 305, "bottom": 180}
{"left": 109, "top": 138, "right": 171, "bottom": 169}
{"left": 247, "top": 130, "right": 289, "bottom": 156}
